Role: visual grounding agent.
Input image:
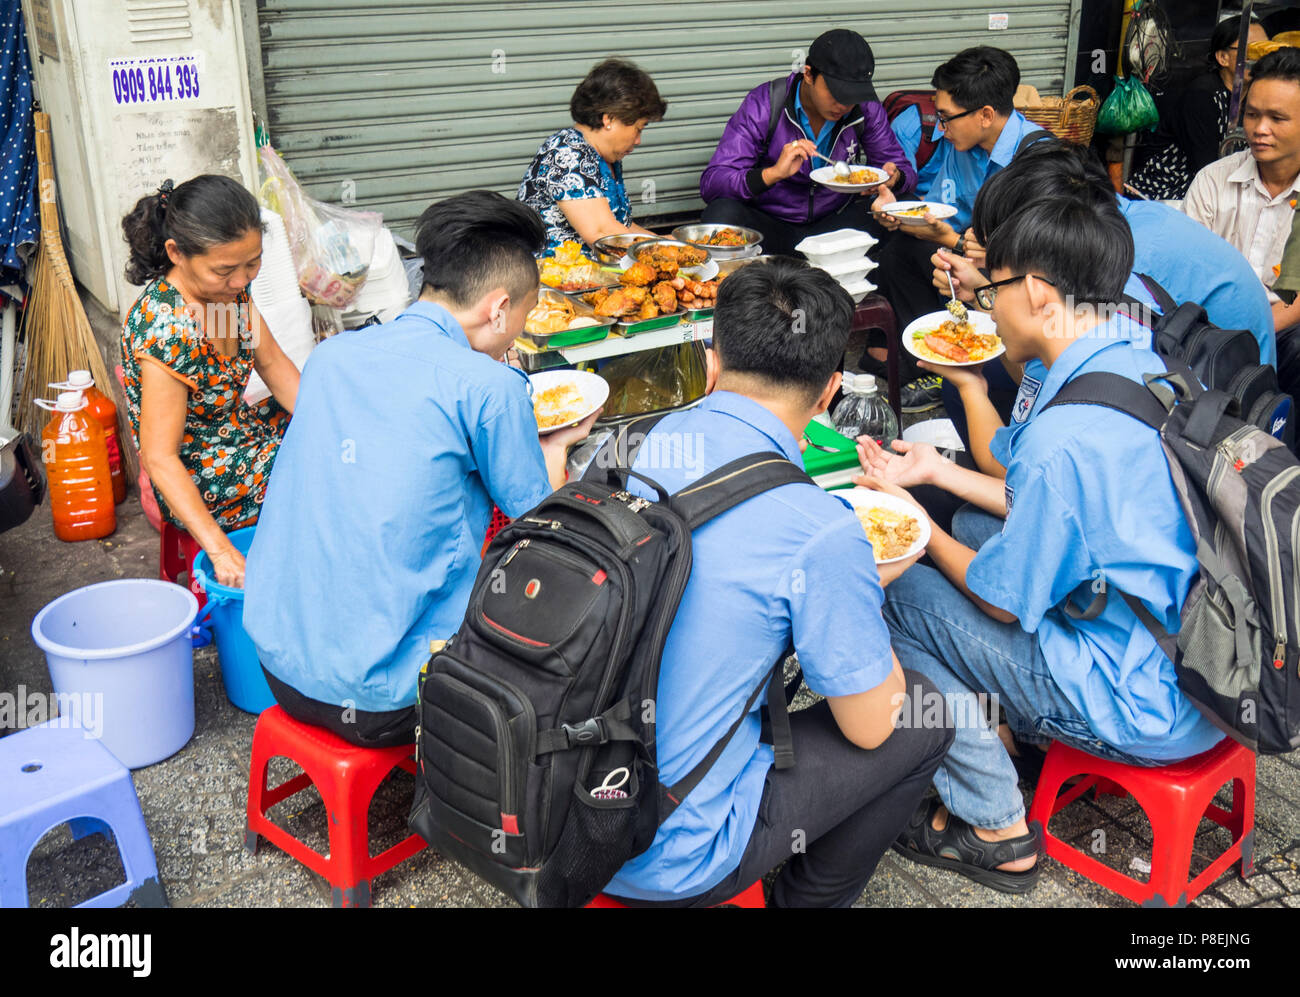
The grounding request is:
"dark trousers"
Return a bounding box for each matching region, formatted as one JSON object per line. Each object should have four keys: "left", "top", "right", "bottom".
{"left": 262, "top": 666, "right": 418, "bottom": 748}
{"left": 701, "top": 196, "right": 892, "bottom": 259}
{"left": 629, "top": 671, "right": 952, "bottom": 908}
{"left": 941, "top": 360, "right": 1020, "bottom": 453}
{"left": 870, "top": 233, "right": 953, "bottom": 383}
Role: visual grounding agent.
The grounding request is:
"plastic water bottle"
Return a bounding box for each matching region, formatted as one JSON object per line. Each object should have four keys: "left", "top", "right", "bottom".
{"left": 37, "top": 390, "right": 116, "bottom": 541}
{"left": 832, "top": 373, "right": 898, "bottom": 447}
{"left": 51, "top": 371, "right": 126, "bottom": 505}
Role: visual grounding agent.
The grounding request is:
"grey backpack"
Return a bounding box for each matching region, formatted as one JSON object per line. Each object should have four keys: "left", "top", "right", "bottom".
{"left": 1045, "top": 363, "right": 1300, "bottom": 754}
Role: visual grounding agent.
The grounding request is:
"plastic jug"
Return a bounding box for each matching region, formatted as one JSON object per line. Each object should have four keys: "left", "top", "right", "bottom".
{"left": 52, "top": 371, "right": 126, "bottom": 504}
{"left": 832, "top": 373, "right": 898, "bottom": 447}
{"left": 37, "top": 390, "right": 116, "bottom": 541}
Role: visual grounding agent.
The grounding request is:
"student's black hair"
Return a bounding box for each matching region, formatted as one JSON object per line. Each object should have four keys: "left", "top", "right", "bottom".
{"left": 931, "top": 46, "right": 1020, "bottom": 116}
{"left": 984, "top": 197, "right": 1133, "bottom": 307}
{"left": 570, "top": 59, "right": 667, "bottom": 128}
{"left": 1249, "top": 46, "right": 1300, "bottom": 88}
{"left": 1208, "top": 14, "right": 1261, "bottom": 69}
{"left": 711, "top": 256, "right": 853, "bottom": 405}
{"left": 415, "top": 190, "right": 545, "bottom": 307}
{"left": 121, "top": 174, "right": 263, "bottom": 286}
{"left": 971, "top": 138, "right": 1117, "bottom": 245}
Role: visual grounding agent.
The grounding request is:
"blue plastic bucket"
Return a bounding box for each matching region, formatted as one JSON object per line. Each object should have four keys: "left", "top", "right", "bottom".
{"left": 191, "top": 526, "right": 275, "bottom": 714}
{"left": 31, "top": 579, "right": 198, "bottom": 768}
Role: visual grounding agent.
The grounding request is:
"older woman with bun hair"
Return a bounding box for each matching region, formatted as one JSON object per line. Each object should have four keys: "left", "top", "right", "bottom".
{"left": 517, "top": 58, "right": 667, "bottom": 250}
{"left": 120, "top": 174, "right": 299, "bottom": 587}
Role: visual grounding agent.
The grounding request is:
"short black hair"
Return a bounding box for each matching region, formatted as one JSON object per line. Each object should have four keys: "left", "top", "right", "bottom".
{"left": 121, "top": 174, "right": 262, "bottom": 285}
{"left": 985, "top": 197, "right": 1133, "bottom": 307}
{"left": 972, "top": 139, "right": 1116, "bottom": 244}
{"left": 414, "top": 191, "right": 545, "bottom": 308}
{"left": 570, "top": 59, "right": 667, "bottom": 128}
{"left": 1249, "top": 46, "right": 1300, "bottom": 87}
{"left": 931, "top": 46, "right": 1020, "bottom": 115}
{"left": 1209, "top": 13, "right": 1261, "bottom": 66}
{"left": 711, "top": 257, "right": 852, "bottom": 405}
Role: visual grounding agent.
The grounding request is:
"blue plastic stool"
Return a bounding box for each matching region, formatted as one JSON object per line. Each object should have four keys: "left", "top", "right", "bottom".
{"left": 0, "top": 722, "right": 167, "bottom": 908}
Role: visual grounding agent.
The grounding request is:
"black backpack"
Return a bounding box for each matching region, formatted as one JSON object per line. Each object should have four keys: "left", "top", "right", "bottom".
{"left": 1123, "top": 274, "right": 1294, "bottom": 448}
{"left": 1045, "top": 362, "right": 1300, "bottom": 754}
{"left": 408, "top": 431, "right": 812, "bottom": 907}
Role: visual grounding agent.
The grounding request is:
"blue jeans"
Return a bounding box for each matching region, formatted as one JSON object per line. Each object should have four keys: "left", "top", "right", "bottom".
{"left": 883, "top": 506, "right": 1155, "bottom": 829}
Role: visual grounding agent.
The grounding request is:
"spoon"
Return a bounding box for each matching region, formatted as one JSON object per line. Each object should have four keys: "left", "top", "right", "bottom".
{"left": 802, "top": 434, "right": 854, "bottom": 454}
{"left": 809, "top": 150, "right": 853, "bottom": 178}
{"left": 944, "top": 269, "right": 969, "bottom": 323}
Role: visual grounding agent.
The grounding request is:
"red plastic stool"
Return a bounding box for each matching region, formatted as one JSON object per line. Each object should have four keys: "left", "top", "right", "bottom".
{"left": 1027, "top": 737, "right": 1256, "bottom": 907}
{"left": 244, "top": 706, "right": 427, "bottom": 907}
{"left": 159, "top": 522, "right": 206, "bottom": 611}
{"left": 586, "top": 879, "right": 766, "bottom": 908}
{"left": 850, "top": 293, "right": 901, "bottom": 420}
{"left": 481, "top": 505, "right": 511, "bottom": 558}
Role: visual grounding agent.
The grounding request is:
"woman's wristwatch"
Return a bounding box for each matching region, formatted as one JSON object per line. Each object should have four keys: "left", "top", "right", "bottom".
{"left": 954, "top": 235, "right": 967, "bottom": 256}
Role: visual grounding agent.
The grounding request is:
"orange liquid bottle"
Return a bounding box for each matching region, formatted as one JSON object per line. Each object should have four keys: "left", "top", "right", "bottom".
{"left": 38, "top": 390, "right": 117, "bottom": 541}
{"left": 53, "top": 370, "right": 126, "bottom": 504}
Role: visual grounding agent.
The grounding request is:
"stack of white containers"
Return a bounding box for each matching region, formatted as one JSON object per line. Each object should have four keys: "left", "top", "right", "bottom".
{"left": 246, "top": 208, "right": 316, "bottom": 405}
{"left": 793, "top": 228, "right": 879, "bottom": 303}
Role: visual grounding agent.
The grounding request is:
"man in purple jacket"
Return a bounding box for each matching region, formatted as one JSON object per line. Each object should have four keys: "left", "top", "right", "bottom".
{"left": 699, "top": 30, "right": 916, "bottom": 257}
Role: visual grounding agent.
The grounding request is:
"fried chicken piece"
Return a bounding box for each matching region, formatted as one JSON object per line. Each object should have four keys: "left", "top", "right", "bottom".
{"left": 677, "top": 246, "right": 708, "bottom": 267}
{"left": 620, "top": 260, "right": 657, "bottom": 286}
{"left": 652, "top": 258, "right": 679, "bottom": 281}
{"left": 621, "top": 285, "right": 649, "bottom": 305}
{"left": 595, "top": 288, "right": 636, "bottom": 318}
{"left": 636, "top": 298, "right": 660, "bottom": 321}
{"left": 585, "top": 288, "right": 611, "bottom": 309}
{"left": 652, "top": 280, "right": 678, "bottom": 313}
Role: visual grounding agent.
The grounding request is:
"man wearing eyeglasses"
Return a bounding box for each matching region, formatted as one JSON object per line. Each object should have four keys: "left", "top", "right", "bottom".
{"left": 870, "top": 47, "right": 1046, "bottom": 412}
{"left": 856, "top": 194, "right": 1221, "bottom": 894}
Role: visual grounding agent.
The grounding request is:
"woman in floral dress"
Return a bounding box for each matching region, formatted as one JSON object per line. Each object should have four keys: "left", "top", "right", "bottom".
{"left": 517, "top": 59, "right": 667, "bottom": 250}
{"left": 120, "top": 174, "right": 300, "bottom": 588}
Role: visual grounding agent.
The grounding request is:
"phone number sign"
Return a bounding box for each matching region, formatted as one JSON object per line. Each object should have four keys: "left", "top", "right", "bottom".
{"left": 109, "top": 55, "right": 202, "bottom": 106}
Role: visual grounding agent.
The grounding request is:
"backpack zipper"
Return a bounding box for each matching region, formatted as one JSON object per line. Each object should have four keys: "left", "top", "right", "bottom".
{"left": 1262, "top": 466, "right": 1300, "bottom": 668}
{"left": 1291, "top": 491, "right": 1300, "bottom": 673}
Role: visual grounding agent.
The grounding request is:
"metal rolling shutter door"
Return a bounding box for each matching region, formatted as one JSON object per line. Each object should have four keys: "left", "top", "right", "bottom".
{"left": 252, "top": 0, "right": 1079, "bottom": 238}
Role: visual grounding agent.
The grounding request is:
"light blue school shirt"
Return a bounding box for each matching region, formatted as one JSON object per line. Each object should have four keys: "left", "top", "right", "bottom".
{"left": 794, "top": 85, "right": 836, "bottom": 158}
{"left": 889, "top": 108, "right": 1038, "bottom": 233}
{"left": 243, "top": 302, "right": 551, "bottom": 712}
{"left": 1118, "top": 199, "right": 1276, "bottom": 367}
{"left": 606, "top": 391, "right": 895, "bottom": 900}
{"left": 978, "top": 319, "right": 1222, "bottom": 762}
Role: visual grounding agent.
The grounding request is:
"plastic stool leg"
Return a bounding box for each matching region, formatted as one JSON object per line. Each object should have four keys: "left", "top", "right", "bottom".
{"left": 87, "top": 769, "right": 166, "bottom": 910}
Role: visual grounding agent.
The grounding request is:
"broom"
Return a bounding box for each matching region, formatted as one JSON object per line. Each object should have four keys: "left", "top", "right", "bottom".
{"left": 18, "top": 110, "right": 133, "bottom": 479}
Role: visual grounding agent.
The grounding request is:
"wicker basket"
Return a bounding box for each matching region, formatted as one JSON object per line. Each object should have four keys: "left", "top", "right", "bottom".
{"left": 1016, "top": 85, "right": 1101, "bottom": 146}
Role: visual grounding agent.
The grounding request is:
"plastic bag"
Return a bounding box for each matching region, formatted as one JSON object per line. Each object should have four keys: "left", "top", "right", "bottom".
{"left": 597, "top": 342, "right": 707, "bottom": 419}
{"left": 257, "top": 144, "right": 383, "bottom": 308}
{"left": 1096, "top": 75, "right": 1159, "bottom": 135}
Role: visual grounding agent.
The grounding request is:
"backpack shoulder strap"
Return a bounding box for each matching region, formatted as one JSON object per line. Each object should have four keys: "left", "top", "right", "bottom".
{"left": 1040, "top": 371, "right": 1170, "bottom": 431}
{"left": 1134, "top": 273, "right": 1178, "bottom": 314}
{"left": 580, "top": 412, "right": 671, "bottom": 484}
{"left": 764, "top": 77, "right": 792, "bottom": 150}
{"left": 670, "top": 451, "right": 815, "bottom": 530}
{"left": 1014, "top": 128, "right": 1055, "bottom": 157}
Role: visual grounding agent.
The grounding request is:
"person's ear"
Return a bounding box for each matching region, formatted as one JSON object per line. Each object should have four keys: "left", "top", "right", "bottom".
{"left": 1025, "top": 274, "right": 1054, "bottom": 317}
{"left": 704, "top": 347, "right": 720, "bottom": 394}
{"left": 164, "top": 238, "right": 183, "bottom": 268}
{"left": 815, "top": 370, "right": 842, "bottom": 415}
{"left": 979, "top": 105, "right": 996, "bottom": 128}
{"left": 602, "top": 112, "right": 613, "bottom": 131}
{"left": 802, "top": 65, "right": 815, "bottom": 87}
{"left": 1217, "top": 48, "right": 1233, "bottom": 71}
{"left": 486, "top": 289, "right": 511, "bottom": 333}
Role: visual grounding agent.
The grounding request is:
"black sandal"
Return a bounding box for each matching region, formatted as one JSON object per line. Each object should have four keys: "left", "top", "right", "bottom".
{"left": 891, "top": 796, "right": 1042, "bottom": 894}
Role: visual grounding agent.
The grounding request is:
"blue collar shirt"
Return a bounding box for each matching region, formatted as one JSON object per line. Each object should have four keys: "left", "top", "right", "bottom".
{"left": 243, "top": 302, "right": 551, "bottom": 713}
{"left": 606, "top": 391, "right": 896, "bottom": 900}
{"left": 978, "top": 318, "right": 1222, "bottom": 761}
{"left": 794, "top": 85, "right": 837, "bottom": 158}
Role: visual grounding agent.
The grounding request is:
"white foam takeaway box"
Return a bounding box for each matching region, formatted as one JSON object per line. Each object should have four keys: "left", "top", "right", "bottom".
{"left": 794, "top": 228, "right": 879, "bottom": 268}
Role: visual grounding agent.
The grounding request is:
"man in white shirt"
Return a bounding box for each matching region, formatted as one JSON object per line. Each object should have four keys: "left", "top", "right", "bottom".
{"left": 1184, "top": 47, "right": 1300, "bottom": 335}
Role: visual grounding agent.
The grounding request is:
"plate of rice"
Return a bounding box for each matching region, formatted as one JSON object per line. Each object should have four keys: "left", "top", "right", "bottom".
{"left": 837, "top": 488, "right": 929, "bottom": 564}
{"left": 528, "top": 369, "right": 609, "bottom": 434}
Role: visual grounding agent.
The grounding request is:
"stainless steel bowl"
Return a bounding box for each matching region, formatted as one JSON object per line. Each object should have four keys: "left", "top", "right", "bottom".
{"left": 670, "top": 223, "right": 763, "bottom": 260}
{"left": 592, "top": 234, "right": 658, "bottom": 265}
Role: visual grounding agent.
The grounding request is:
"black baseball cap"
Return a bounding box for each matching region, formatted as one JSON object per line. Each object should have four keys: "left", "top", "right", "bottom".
{"left": 807, "top": 29, "right": 878, "bottom": 105}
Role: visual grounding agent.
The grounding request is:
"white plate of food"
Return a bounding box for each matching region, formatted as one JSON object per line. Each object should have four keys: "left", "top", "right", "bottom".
{"left": 810, "top": 165, "right": 889, "bottom": 193}
{"left": 881, "top": 200, "right": 959, "bottom": 225}
{"left": 528, "top": 369, "right": 609, "bottom": 434}
{"left": 902, "top": 310, "right": 1005, "bottom": 367}
{"left": 837, "top": 488, "right": 930, "bottom": 565}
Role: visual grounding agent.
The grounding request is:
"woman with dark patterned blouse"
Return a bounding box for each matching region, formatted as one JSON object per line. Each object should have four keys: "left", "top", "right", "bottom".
{"left": 1128, "top": 16, "right": 1268, "bottom": 201}
{"left": 517, "top": 59, "right": 667, "bottom": 251}
{"left": 120, "top": 175, "right": 299, "bottom": 588}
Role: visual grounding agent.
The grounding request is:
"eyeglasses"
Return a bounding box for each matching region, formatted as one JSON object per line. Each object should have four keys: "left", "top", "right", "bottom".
{"left": 936, "top": 106, "right": 979, "bottom": 127}
{"left": 974, "top": 273, "right": 1057, "bottom": 310}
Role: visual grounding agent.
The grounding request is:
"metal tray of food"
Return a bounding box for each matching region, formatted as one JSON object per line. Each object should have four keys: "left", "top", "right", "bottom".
{"left": 592, "top": 234, "right": 660, "bottom": 266}
{"left": 611, "top": 313, "right": 687, "bottom": 338}
{"left": 670, "top": 223, "right": 763, "bottom": 260}
{"left": 536, "top": 252, "right": 622, "bottom": 295}
{"left": 519, "top": 289, "right": 614, "bottom": 349}
{"left": 628, "top": 239, "right": 712, "bottom": 271}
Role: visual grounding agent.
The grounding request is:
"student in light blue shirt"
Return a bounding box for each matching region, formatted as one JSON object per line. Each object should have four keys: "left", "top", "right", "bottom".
{"left": 243, "top": 192, "right": 598, "bottom": 747}
{"left": 605, "top": 258, "right": 952, "bottom": 907}
{"left": 860, "top": 195, "right": 1221, "bottom": 894}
